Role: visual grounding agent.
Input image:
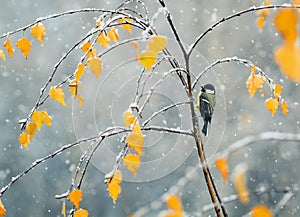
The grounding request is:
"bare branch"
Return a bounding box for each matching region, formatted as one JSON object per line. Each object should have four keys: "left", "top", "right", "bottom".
{"left": 188, "top": 4, "right": 300, "bottom": 58}
{"left": 142, "top": 101, "right": 189, "bottom": 127}
{"left": 216, "top": 132, "right": 300, "bottom": 160}
{"left": 192, "top": 56, "right": 275, "bottom": 93}
{"left": 0, "top": 126, "right": 127, "bottom": 198}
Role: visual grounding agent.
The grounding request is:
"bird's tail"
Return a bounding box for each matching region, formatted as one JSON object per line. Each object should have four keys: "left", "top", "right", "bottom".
{"left": 202, "top": 120, "right": 208, "bottom": 136}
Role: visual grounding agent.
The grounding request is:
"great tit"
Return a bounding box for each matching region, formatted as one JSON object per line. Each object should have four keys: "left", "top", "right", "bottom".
{"left": 196, "top": 84, "right": 216, "bottom": 136}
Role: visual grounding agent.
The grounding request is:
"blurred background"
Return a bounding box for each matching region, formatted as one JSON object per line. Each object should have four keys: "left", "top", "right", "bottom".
{"left": 0, "top": 0, "right": 299, "bottom": 216}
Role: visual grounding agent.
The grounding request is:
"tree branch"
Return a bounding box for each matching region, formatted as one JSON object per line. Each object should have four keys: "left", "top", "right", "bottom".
{"left": 188, "top": 4, "right": 300, "bottom": 58}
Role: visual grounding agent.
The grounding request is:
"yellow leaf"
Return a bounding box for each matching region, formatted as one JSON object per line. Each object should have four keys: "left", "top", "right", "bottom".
{"left": 281, "top": 101, "right": 288, "bottom": 116}
{"left": 49, "top": 86, "right": 66, "bottom": 106}
{"left": 126, "top": 123, "right": 144, "bottom": 156}
{"left": 41, "top": 110, "right": 52, "bottom": 127}
{"left": 138, "top": 50, "right": 157, "bottom": 72}
{"left": 251, "top": 205, "right": 273, "bottom": 217}
{"left": 131, "top": 41, "right": 140, "bottom": 59}
{"left": 107, "top": 27, "right": 119, "bottom": 44}
{"left": 0, "top": 200, "right": 6, "bottom": 216}
{"left": 97, "top": 32, "right": 110, "bottom": 48}
{"left": 232, "top": 164, "right": 249, "bottom": 204}
{"left": 106, "top": 170, "right": 122, "bottom": 203}
{"left": 26, "top": 122, "right": 37, "bottom": 140}
{"left": 96, "top": 20, "right": 101, "bottom": 28}
{"left": 74, "top": 63, "right": 85, "bottom": 81}
{"left": 61, "top": 201, "right": 66, "bottom": 217}
{"left": 81, "top": 41, "right": 97, "bottom": 58}
{"left": 123, "top": 110, "right": 136, "bottom": 128}
{"left": 3, "top": 38, "right": 14, "bottom": 58}
{"left": 256, "top": 0, "right": 271, "bottom": 30}
{"left": 274, "top": 84, "right": 282, "bottom": 98}
{"left": 147, "top": 36, "right": 167, "bottom": 53}
{"left": 69, "top": 79, "right": 82, "bottom": 98}
{"left": 68, "top": 189, "right": 82, "bottom": 209}
{"left": 246, "top": 73, "right": 265, "bottom": 98}
{"left": 123, "top": 154, "right": 140, "bottom": 176}
{"left": 16, "top": 37, "right": 32, "bottom": 59}
{"left": 19, "top": 132, "right": 30, "bottom": 150}
{"left": 81, "top": 41, "right": 92, "bottom": 53}
{"left": 132, "top": 122, "right": 143, "bottom": 136}
{"left": 215, "top": 157, "right": 229, "bottom": 182}
{"left": 119, "top": 17, "right": 133, "bottom": 34}
{"left": 265, "top": 97, "right": 279, "bottom": 116}
{"left": 77, "top": 94, "right": 84, "bottom": 107}
{"left": 274, "top": 9, "right": 298, "bottom": 44}
{"left": 31, "top": 110, "right": 52, "bottom": 130}
{"left": 166, "top": 195, "right": 183, "bottom": 213}
{"left": 31, "top": 23, "right": 46, "bottom": 46}
{"left": 0, "top": 50, "right": 6, "bottom": 61}
{"left": 274, "top": 43, "right": 300, "bottom": 83}
{"left": 87, "top": 57, "right": 102, "bottom": 79}
{"left": 74, "top": 208, "right": 89, "bottom": 217}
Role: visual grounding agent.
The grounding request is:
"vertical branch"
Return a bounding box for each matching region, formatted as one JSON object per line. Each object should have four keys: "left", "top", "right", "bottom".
{"left": 158, "top": 0, "right": 225, "bottom": 216}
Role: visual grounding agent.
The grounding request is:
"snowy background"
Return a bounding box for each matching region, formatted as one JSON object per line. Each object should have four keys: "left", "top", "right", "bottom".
{"left": 0, "top": 0, "right": 299, "bottom": 216}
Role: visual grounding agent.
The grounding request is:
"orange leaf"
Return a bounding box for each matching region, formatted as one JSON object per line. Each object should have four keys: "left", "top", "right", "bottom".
{"left": 26, "top": 122, "right": 37, "bottom": 140}
{"left": 123, "top": 154, "right": 140, "bottom": 176}
{"left": 166, "top": 195, "right": 183, "bottom": 213}
{"left": 49, "top": 86, "right": 66, "bottom": 106}
{"left": 68, "top": 189, "right": 82, "bottom": 209}
{"left": 119, "top": 17, "right": 133, "bottom": 34}
{"left": 281, "top": 101, "right": 288, "bottom": 116}
{"left": 31, "top": 110, "right": 52, "bottom": 130}
{"left": 265, "top": 97, "right": 279, "bottom": 116}
{"left": 246, "top": 73, "right": 265, "bottom": 98}
{"left": 138, "top": 50, "right": 157, "bottom": 72}
{"left": 147, "top": 36, "right": 167, "bottom": 53}
{"left": 123, "top": 111, "right": 136, "bottom": 128}
{"left": 19, "top": 132, "right": 30, "bottom": 150}
{"left": 215, "top": 157, "right": 229, "bottom": 182}
{"left": 162, "top": 213, "right": 183, "bottom": 217}
{"left": 16, "top": 37, "right": 32, "bottom": 59}
{"left": 251, "top": 205, "right": 273, "bottom": 217}
{"left": 61, "top": 201, "right": 66, "bottom": 217}
{"left": 74, "top": 63, "right": 85, "bottom": 81}
{"left": 232, "top": 164, "right": 249, "bottom": 204}
{"left": 87, "top": 57, "right": 102, "bottom": 79}
{"left": 274, "top": 43, "right": 300, "bottom": 83}
{"left": 3, "top": 38, "right": 14, "bottom": 58}
{"left": 0, "top": 50, "right": 6, "bottom": 61}
{"left": 273, "top": 84, "right": 282, "bottom": 98}
{"left": 106, "top": 170, "right": 122, "bottom": 203}
{"left": 274, "top": 9, "right": 298, "bottom": 44}
{"left": 0, "top": 200, "right": 6, "bottom": 216}
{"left": 97, "top": 32, "right": 110, "bottom": 48}
{"left": 31, "top": 23, "right": 46, "bottom": 46}
{"left": 107, "top": 27, "right": 119, "bottom": 44}
{"left": 74, "top": 208, "right": 89, "bottom": 217}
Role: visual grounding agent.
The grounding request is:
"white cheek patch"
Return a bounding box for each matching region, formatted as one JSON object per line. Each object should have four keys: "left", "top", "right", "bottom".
{"left": 206, "top": 89, "right": 215, "bottom": 94}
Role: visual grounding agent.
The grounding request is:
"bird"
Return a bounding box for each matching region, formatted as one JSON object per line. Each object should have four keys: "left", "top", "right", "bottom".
{"left": 196, "top": 84, "right": 216, "bottom": 136}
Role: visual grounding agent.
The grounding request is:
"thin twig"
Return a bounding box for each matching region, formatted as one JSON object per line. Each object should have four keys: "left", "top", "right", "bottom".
{"left": 215, "top": 132, "right": 300, "bottom": 161}
{"left": 142, "top": 101, "right": 189, "bottom": 127}
{"left": 188, "top": 4, "right": 300, "bottom": 58}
